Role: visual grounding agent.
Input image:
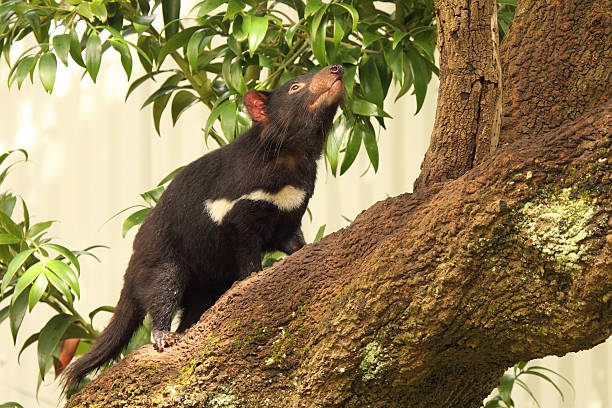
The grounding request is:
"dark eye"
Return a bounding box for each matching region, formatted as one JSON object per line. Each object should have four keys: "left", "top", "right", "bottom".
{"left": 291, "top": 84, "right": 301, "bottom": 91}
{"left": 288, "top": 83, "right": 304, "bottom": 94}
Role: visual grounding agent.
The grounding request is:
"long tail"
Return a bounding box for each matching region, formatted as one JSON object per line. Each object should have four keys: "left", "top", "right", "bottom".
{"left": 62, "top": 287, "right": 144, "bottom": 392}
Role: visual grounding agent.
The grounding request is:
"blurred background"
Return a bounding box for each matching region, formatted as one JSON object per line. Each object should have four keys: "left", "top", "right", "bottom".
{"left": 0, "top": 43, "right": 610, "bottom": 408}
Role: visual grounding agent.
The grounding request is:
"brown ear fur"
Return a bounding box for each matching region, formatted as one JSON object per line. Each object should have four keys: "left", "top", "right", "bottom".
{"left": 244, "top": 90, "right": 268, "bottom": 122}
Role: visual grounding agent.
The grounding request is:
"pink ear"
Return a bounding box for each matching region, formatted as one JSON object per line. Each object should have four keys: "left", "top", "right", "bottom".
{"left": 244, "top": 90, "right": 268, "bottom": 122}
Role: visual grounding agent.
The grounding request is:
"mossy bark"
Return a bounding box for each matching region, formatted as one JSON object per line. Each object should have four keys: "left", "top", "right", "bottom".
{"left": 66, "top": 101, "right": 611, "bottom": 407}
{"left": 66, "top": 1, "right": 612, "bottom": 407}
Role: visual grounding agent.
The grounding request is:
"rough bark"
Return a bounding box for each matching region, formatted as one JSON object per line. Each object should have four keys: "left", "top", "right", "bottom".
{"left": 414, "top": 0, "right": 502, "bottom": 190}
{"left": 67, "top": 100, "right": 611, "bottom": 407}
{"left": 499, "top": 0, "right": 612, "bottom": 145}
{"left": 64, "top": 1, "right": 612, "bottom": 407}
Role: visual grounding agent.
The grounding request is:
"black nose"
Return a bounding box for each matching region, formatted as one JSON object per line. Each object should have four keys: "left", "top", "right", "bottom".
{"left": 329, "top": 64, "right": 344, "bottom": 76}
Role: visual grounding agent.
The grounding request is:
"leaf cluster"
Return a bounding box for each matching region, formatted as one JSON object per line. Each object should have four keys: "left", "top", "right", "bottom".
{"left": 483, "top": 361, "right": 573, "bottom": 408}
{"left": 0, "top": 150, "right": 148, "bottom": 399}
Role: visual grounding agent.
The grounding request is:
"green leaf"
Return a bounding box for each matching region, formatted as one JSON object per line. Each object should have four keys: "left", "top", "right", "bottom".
{"left": 158, "top": 27, "right": 199, "bottom": 68}
{"left": 158, "top": 166, "right": 185, "bottom": 185}
{"left": 0, "top": 233, "right": 19, "bottom": 244}
{"left": 247, "top": 16, "right": 268, "bottom": 58}
{"left": 28, "top": 272, "right": 48, "bottom": 311}
{"left": 405, "top": 46, "right": 429, "bottom": 114}
{"left": 523, "top": 368, "right": 567, "bottom": 400}
{"left": 515, "top": 378, "right": 542, "bottom": 408}
{"left": 143, "top": 84, "right": 182, "bottom": 109}
{"left": 0, "top": 194, "right": 17, "bottom": 216}
{"left": 0, "top": 305, "right": 9, "bottom": 324}
{"left": 45, "top": 243, "right": 80, "bottom": 273}
{"left": 326, "top": 114, "right": 351, "bottom": 176}
{"left": 12, "top": 262, "right": 44, "bottom": 303}
{"left": 150, "top": 75, "right": 183, "bottom": 134}
{"left": 204, "top": 96, "right": 229, "bottom": 141}
{"left": 46, "top": 260, "right": 80, "bottom": 299}
{"left": 162, "top": 0, "right": 181, "bottom": 39}
{"left": 0, "top": 210, "right": 22, "bottom": 237}
{"left": 187, "top": 30, "right": 207, "bottom": 72}
{"left": 125, "top": 69, "right": 177, "bottom": 101}
{"left": 27, "top": 220, "right": 54, "bottom": 238}
{"left": 171, "top": 90, "right": 199, "bottom": 125}
{"left": 310, "top": 7, "right": 328, "bottom": 65}
{"left": 333, "top": 16, "right": 345, "bottom": 47}
{"left": 37, "top": 314, "right": 76, "bottom": 379}
{"left": 76, "top": 2, "right": 93, "bottom": 19}
{"left": 498, "top": 374, "right": 515, "bottom": 406}
{"left": 286, "top": 22, "right": 300, "bottom": 48}
{"left": 0, "top": 402, "right": 24, "bottom": 408}
{"left": 392, "top": 30, "right": 408, "bottom": 49}
{"left": 2, "top": 248, "right": 35, "bottom": 295}
{"left": 359, "top": 56, "right": 384, "bottom": 106}
{"left": 88, "top": 305, "right": 114, "bottom": 324}
{"left": 313, "top": 224, "right": 326, "bottom": 243}
{"left": 362, "top": 121, "right": 379, "bottom": 172}
{"left": 133, "top": 14, "right": 156, "bottom": 34}
{"left": 384, "top": 42, "right": 403, "bottom": 83}
{"left": 122, "top": 208, "right": 151, "bottom": 237}
{"left": 194, "top": 0, "right": 225, "bottom": 16}
{"left": 111, "top": 41, "right": 132, "bottom": 80}
{"left": 219, "top": 100, "right": 237, "bottom": 140}
{"left": 44, "top": 268, "right": 73, "bottom": 304}
{"left": 331, "top": 3, "right": 358, "bottom": 31}
{"left": 85, "top": 33, "right": 102, "bottom": 82}
{"left": 224, "top": 0, "right": 245, "bottom": 21}
{"left": 69, "top": 28, "right": 85, "bottom": 68}
{"left": 140, "top": 186, "right": 165, "bottom": 205}
{"left": 343, "top": 64, "right": 356, "bottom": 97}
{"left": 53, "top": 34, "right": 71, "bottom": 66}
{"left": 12, "top": 56, "right": 37, "bottom": 89}
{"left": 339, "top": 123, "right": 362, "bottom": 175}
{"left": 9, "top": 290, "right": 28, "bottom": 343}
{"left": 90, "top": 0, "right": 108, "bottom": 22}
{"left": 304, "top": 0, "right": 323, "bottom": 17}
{"left": 350, "top": 98, "right": 378, "bottom": 116}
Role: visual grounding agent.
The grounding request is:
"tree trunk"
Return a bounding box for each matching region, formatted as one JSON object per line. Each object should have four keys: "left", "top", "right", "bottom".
{"left": 66, "top": 1, "right": 612, "bottom": 407}
{"left": 499, "top": 0, "right": 612, "bottom": 145}
{"left": 414, "top": 0, "right": 502, "bottom": 189}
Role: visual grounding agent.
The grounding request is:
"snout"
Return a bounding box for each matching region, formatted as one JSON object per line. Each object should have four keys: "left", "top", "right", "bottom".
{"left": 329, "top": 64, "right": 344, "bottom": 77}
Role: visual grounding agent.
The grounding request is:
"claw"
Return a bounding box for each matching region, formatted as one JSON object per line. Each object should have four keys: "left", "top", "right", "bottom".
{"left": 152, "top": 329, "right": 179, "bottom": 352}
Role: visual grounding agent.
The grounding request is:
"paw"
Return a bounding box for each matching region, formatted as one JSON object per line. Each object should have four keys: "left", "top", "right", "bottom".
{"left": 152, "top": 329, "right": 179, "bottom": 352}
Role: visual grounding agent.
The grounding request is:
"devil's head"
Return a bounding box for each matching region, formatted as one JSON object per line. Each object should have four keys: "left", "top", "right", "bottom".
{"left": 243, "top": 65, "right": 344, "bottom": 143}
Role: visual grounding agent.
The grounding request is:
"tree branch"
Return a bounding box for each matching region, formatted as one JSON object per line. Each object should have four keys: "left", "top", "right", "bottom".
{"left": 66, "top": 99, "right": 612, "bottom": 408}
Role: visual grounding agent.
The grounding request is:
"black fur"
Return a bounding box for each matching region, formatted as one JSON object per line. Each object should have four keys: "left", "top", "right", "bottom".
{"left": 62, "top": 65, "right": 344, "bottom": 391}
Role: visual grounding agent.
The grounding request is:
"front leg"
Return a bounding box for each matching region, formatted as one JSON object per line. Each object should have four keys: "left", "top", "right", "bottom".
{"left": 236, "top": 238, "right": 263, "bottom": 280}
{"left": 279, "top": 228, "right": 306, "bottom": 255}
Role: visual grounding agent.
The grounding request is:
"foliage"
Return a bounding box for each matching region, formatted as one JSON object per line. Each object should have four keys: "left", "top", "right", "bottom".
{"left": 1, "top": 0, "right": 438, "bottom": 177}
{"left": 0, "top": 150, "right": 150, "bottom": 401}
{"left": 0, "top": 0, "right": 523, "bottom": 404}
{"left": 483, "top": 362, "right": 574, "bottom": 408}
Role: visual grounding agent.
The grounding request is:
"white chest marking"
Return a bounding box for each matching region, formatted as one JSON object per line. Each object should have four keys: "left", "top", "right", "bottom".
{"left": 205, "top": 185, "right": 307, "bottom": 225}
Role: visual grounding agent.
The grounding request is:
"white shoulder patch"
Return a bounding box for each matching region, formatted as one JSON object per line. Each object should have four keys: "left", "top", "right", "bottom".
{"left": 204, "top": 185, "right": 307, "bottom": 225}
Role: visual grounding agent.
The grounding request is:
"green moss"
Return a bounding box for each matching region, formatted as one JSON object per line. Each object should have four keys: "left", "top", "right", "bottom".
{"left": 359, "top": 340, "right": 389, "bottom": 382}
{"left": 265, "top": 326, "right": 295, "bottom": 366}
{"left": 516, "top": 188, "right": 599, "bottom": 272}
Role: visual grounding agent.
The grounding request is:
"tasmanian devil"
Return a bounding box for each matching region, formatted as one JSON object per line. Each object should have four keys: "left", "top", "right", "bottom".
{"left": 62, "top": 64, "right": 344, "bottom": 390}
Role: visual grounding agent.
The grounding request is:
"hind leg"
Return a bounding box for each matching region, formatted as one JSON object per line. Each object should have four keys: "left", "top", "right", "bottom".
{"left": 176, "top": 295, "right": 214, "bottom": 332}
{"left": 145, "top": 262, "right": 186, "bottom": 351}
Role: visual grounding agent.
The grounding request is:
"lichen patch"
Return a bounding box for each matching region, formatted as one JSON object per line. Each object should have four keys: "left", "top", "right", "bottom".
{"left": 359, "top": 341, "right": 389, "bottom": 382}
{"left": 517, "top": 188, "right": 599, "bottom": 271}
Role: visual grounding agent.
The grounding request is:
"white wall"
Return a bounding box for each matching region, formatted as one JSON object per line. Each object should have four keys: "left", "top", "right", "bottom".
{"left": 0, "top": 51, "right": 609, "bottom": 408}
